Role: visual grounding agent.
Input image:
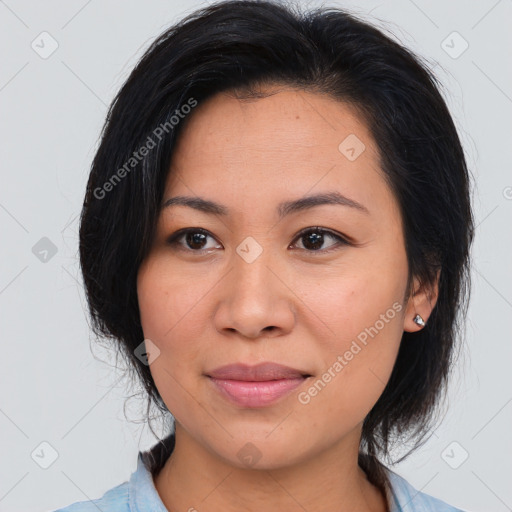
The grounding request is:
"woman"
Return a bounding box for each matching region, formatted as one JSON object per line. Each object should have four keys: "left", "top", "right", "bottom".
{"left": 54, "top": 1, "right": 474, "bottom": 510}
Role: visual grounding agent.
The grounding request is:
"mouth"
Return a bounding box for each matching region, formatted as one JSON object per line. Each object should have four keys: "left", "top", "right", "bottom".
{"left": 206, "top": 362, "right": 312, "bottom": 408}
{"left": 206, "top": 362, "right": 312, "bottom": 381}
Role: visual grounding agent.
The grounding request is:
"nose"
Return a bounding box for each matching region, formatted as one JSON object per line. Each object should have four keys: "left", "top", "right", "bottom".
{"left": 213, "top": 244, "right": 296, "bottom": 340}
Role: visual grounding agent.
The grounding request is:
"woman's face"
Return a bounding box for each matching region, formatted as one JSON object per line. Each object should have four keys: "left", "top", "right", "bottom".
{"left": 137, "top": 87, "right": 425, "bottom": 469}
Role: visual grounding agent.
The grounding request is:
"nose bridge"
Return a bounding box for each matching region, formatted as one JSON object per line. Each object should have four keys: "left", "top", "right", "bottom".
{"left": 231, "top": 234, "right": 277, "bottom": 301}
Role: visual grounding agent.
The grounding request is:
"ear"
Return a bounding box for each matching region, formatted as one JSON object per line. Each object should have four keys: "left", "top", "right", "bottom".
{"left": 403, "top": 269, "right": 440, "bottom": 332}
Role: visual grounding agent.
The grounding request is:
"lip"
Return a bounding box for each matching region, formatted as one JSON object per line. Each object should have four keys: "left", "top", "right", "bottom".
{"left": 206, "top": 362, "right": 312, "bottom": 408}
{"left": 207, "top": 362, "right": 310, "bottom": 381}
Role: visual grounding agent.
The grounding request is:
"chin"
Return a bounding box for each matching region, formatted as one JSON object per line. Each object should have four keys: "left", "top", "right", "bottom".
{"left": 206, "top": 432, "right": 313, "bottom": 471}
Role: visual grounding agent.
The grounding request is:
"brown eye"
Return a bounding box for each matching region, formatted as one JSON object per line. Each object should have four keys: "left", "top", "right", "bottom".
{"left": 166, "top": 226, "right": 350, "bottom": 255}
{"left": 185, "top": 231, "right": 207, "bottom": 250}
{"left": 167, "top": 228, "right": 221, "bottom": 252}
{"left": 291, "top": 227, "right": 350, "bottom": 253}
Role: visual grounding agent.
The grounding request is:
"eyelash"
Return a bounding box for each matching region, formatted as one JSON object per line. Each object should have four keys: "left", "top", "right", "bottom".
{"left": 166, "top": 226, "right": 351, "bottom": 255}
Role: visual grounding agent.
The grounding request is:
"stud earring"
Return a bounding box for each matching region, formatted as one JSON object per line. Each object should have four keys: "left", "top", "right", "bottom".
{"left": 413, "top": 314, "right": 425, "bottom": 327}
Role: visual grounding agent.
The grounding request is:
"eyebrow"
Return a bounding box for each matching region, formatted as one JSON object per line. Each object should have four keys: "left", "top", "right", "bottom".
{"left": 161, "top": 191, "right": 370, "bottom": 218}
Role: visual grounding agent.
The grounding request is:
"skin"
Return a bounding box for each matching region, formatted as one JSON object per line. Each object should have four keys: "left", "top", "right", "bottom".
{"left": 136, "top": 86, "right": 439, "bottom": 512}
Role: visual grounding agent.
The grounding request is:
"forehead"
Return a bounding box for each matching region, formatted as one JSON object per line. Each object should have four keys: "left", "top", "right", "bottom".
{"left": 164, "top": 87, "right": 393, "bottom": 220}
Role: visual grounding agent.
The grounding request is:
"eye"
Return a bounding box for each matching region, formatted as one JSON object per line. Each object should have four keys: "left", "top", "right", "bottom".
{"left": 166, "top": 226, "right": 351, "bottom": 254}
{"left": 166, "top": 228, "right": 221, "bottom": 253}
{"left": 290, "top": 227, "right": 350, "bottom": 253}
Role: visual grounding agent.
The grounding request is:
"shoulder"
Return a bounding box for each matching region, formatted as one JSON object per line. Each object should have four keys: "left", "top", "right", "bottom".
{"left": 50, "top": 452, "right": 168, "bottom": 512}
{"left": 50, "top": 481, "right": 130, "bottom": 512}
{"left": 386, "top": 469, "right": 468, "bottom": 512}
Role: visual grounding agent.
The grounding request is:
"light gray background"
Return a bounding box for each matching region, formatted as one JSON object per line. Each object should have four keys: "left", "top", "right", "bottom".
{"left": 1, "top": 1, "right": 511, "bottom": 511}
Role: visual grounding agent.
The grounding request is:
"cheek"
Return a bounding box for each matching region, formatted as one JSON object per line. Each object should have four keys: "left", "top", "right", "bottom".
{"left": 294, "top": 263, "right": 405, "bottom": 404}
{"left": 137, "top": 262, "right": 210, "bottom": 421}
{"left": 137, "top": 258, "right": 209, "bottom": 344}
{"left": 296, "top": 262, "right": 405, "bottom": 342}
{"left": 296, "top": 284, "right": 404, "bottom": 431}
{"left": 137, "top": 260, "right": 200, "bottom": 377}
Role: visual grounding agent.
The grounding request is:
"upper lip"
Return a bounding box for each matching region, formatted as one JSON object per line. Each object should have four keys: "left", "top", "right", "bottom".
{"left": 207, "top": 362, "right": 311, "bottom": 381}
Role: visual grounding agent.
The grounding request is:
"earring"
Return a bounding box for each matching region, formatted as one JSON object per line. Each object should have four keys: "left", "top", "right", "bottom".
{"left": 413, "top": 314, "right": 425, "bottom": 327}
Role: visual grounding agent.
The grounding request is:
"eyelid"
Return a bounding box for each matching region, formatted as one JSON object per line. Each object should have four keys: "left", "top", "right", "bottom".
{"left": 291, "top": 226, "right": 352, "bottom": 250}
{"left": 166, "top": 227, "right": 221, "bottom": 251}
{"left": 166, "top": 226, "right": 353, "bottom": 253}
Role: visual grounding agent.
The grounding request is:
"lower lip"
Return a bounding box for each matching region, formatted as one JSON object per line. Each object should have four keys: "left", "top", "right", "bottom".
{"left": 208, "top": 377, "right": 307, "bottom": 408}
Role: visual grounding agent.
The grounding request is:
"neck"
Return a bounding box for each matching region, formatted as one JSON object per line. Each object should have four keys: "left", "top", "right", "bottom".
{"left": 153, "top": 424, "right": 389, "bottom": 512}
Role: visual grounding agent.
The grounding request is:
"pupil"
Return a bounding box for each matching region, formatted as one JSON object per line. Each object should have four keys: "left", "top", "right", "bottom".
{"left": 304, "top": 232, "right": 323, "bottom": 250}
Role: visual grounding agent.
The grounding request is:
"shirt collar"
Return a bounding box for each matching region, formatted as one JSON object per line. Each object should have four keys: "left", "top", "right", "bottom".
{"left": 130, "top": 453, "right": 169, "bottom": 511}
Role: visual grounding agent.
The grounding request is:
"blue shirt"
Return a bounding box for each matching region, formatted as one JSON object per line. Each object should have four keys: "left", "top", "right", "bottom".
{"left": 52, "top": 453, "right": 466, "bottom": 512}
